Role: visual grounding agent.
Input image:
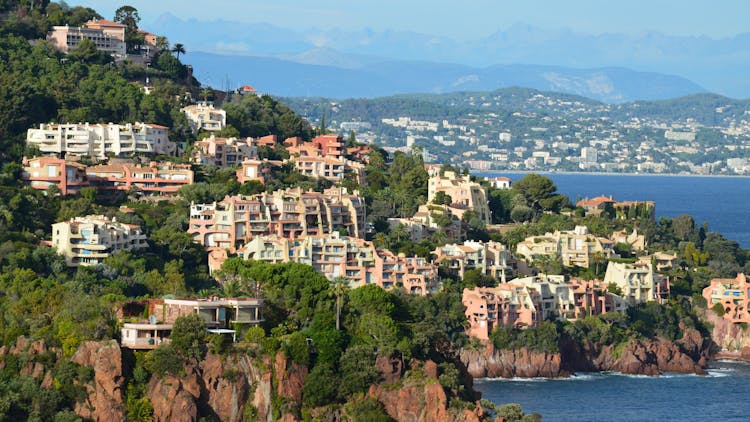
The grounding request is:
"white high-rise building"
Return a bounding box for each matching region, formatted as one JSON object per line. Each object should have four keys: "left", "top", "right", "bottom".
{"left": 27, "top": 122, "right": 176, "bottom": 158}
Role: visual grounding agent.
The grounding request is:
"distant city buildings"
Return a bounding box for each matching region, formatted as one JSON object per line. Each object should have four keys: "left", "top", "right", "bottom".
{"left": 52, "top": 215, "right": 147, "bottom": 267}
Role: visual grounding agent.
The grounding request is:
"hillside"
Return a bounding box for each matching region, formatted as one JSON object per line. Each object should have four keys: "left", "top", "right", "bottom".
{"left": 283, "top": 88, "right": 750, "bottom": 174}
{"left": 187, "top": 51, "right": 705, "bottom": 103}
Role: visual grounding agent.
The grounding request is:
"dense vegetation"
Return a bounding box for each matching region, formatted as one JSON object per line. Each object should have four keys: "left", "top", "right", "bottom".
{"left": 0, "top": 2, "right": 747, "bottom": 420}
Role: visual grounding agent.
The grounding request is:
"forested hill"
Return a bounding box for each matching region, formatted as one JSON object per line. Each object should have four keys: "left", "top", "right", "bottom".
{"left": 0, "top": 2, "right": 312, "bottom": 162}
{"left": 0, "top": 2, "right": 195, "bottom": 159}
{"left": 285, "top": 88, "right": 750, "bottom": 126}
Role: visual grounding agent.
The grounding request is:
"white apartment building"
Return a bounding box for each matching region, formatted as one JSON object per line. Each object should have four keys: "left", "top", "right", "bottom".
{"left": 52, "top": 215, "right": 148, "bottom": 266}
{"left": 27, "top": 123, "right": 175, "bottom": 158}
{"left": 181, "top": 104, "right": 227, "bottom": 134}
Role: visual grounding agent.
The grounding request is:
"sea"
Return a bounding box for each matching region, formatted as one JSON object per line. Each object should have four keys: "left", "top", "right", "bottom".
{"left": 475, "top": 361, "right": 750, "bottom": 421}
{"left": 473, "top": 172, "right": 750, "bottom": 419}
{"left": 477, "top": 172, "right": 750, "bottom": 248}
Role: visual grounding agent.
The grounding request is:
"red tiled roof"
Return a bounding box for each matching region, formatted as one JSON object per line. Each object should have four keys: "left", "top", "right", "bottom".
{"left": 86, "top": 19, "right": 125, "bottom": 28}
{"left": 577, "top": 195, "right": 615, "bottom": 208}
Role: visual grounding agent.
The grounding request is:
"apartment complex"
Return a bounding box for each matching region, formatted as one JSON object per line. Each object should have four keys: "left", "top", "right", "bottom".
{"left": 603, "top": 261, "right": 670, "bottom": 305}
{"left": 191, "top": 135, "right": 260, "bottom": 167}
{"left": 388, "top": 204, "right": 465, "bottom": 242}
{"left": 120, "top": 297, "right": 263, "bottom": 349}
{"left": 181, "top": 104, "right": 227, "bottom": 133}
{"left": 27, "top": 122, "right": 175, "bottom": 158}
{"left": 463, "top": 285, "right": 542, "bottom": 339}
{"left": 463, "top": 275, "right": 638, "bottom": 340}
{"left": 21, "top": 156, "right": 88, "bottom": 195}
{"left": 285, "top": 134, "right": 365, "bottom": 183}
{"left": 236, "top": 159, "right": 280, "bottom": 184}
{"left": 52, "top": 215, "right": 147, "bottom": 266}
{"left": 241, "top": 232, "right": 439, "bottom": 295}
{"left": 432, "top": 240, "right": 514, "bottom": 281}
{"left": 47, "top": 19, "right": 126, "bottom": 56}
{"left": 86, "top": 160, "right": 193, "bottom": 194}
{"left": 189, "top": 187, "right": 366, "bottom": 253}
{"left": 427, "top": 171, "right": 491, "bottom": 225}
{"left": 702, "top": 274, "right": 750, "bottom": 324}
{"left": 21, "top": 158, "right": 192, "bottom": 196}
{"left": 515, "top": 226, "right": 614, "bottom": 268}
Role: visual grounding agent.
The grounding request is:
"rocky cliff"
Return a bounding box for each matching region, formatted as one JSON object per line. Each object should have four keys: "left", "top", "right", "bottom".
{"left": 706, "top": 310, "right": 750, "bottom": 352}
{"left": 461, "top": 326, "right": 711, "bottom": 378}
{"left": 368, "top": 359, "right": 485, "bottom": 422}
{"left": 145, "top": 350, "right": 307, "bottom": 422}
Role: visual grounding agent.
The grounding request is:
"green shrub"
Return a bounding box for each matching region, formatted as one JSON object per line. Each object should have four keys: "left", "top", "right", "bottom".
{"left": 712, "top": 302, "right": 726, "bottom": 316}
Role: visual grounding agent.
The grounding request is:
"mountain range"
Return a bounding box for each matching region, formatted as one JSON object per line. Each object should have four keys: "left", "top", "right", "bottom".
{"left": 151, "top": 13, "right": 750, "bottom": 101}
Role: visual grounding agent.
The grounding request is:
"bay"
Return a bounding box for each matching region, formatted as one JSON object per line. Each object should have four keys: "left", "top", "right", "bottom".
{"left": 475, "top": 360, "right": 750, "bottom": 421}
{"left": 478, "top": 172, "right": 750, "bottom": 248}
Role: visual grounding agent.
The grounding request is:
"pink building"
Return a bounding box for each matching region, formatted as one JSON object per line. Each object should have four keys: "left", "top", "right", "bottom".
{"left": 703, "top": 273, "right": 750, "bottom": 324}
{"left": 47, "top": 19, "right": 126, "bottom": 56}
{"left": 189, "top": 187, "right": 366, "bottom": 253}
{"left": 86, "top": 161, "right": 193, "bottom": 195}
{"left": 241, "top": 232, "right": 439, "bottom": 295}
{"left": 310, "top": 134, "right": 344, "bottom": 159}
{"left": 21, "top": 156, "right": 88, "bottom": 195}
{"left": 463, "top": 286, "right": 542, "bottom": 340}
{"left": 191, "top": 135, "right": 258, "bottom": 167}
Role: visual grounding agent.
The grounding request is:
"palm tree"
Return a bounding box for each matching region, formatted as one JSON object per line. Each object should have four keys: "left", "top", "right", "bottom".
{"left": 329, "top": 277, "right": 349, "bottom": 330}
{"left": 171, "top": 43, "right": 186, "bottom": 59}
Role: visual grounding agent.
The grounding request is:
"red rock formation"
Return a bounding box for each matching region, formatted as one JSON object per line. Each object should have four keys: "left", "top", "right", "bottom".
{"left": 147, "top": 373, "right": 199, "bottom": 422}
{"left": 71, "top": 340, "right": 125, "bottom": 421}
{"left": 462, "top": 327, "right": 710, "bottom": 378}
{"left": 460, "top": 344, "right": 566, "bottom": 378}
{"left": 368, "top": 360, "right": 485, "bottom": 422}
{"left": 274, "top": 351, "right": 307, "bottom": 404}
{"left": 200, "top": 353, "right": 250, "bottom": 422}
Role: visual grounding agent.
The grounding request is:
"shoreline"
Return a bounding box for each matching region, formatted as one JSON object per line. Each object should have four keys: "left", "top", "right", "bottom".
{"left": 474, "top": 170, "right": 750, "bottom": 179}
{"left": 712, "top": 351, "right": 750, "bottom": 363}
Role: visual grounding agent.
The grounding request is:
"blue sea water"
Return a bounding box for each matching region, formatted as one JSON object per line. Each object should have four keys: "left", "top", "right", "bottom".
{"left": 475, "top": 361, "right": 750, "bottom": 422}
{"left": 478, "top": 172, "right": 750, "bottom": 248}
{"left": 473, "top": 172, "right": 750, "bottom": 419}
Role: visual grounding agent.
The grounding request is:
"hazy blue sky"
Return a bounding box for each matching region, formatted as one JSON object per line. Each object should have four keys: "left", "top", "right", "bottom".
{"left": 74, "top": 0, "right": 748, "bottom": 39}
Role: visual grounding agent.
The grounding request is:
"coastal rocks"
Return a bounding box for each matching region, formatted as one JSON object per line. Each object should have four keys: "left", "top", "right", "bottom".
{"left": 71, "top": 340, "right": 125, "bottom": 422}
{"left": 460, "top": 344, "right": 566, "bottom": 378}
{"left": 706, "top": 310, "right": 750, "bottom": 352}
{"left": 462, "top": 327, "right": 710, "bottom": 379}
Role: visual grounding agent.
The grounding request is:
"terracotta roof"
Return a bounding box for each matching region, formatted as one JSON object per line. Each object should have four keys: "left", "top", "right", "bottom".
{"left": 577, "top": 195, "right": 615, "bottom": 208}
{"left": 144, "top": 123, "right": 169, "bottom": 129}
{"left": 86, "top": 19, "right": 125, "bottom": 28}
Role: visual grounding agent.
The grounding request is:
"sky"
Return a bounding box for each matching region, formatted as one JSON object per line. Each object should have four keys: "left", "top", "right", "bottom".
{"left": 73, "top": 0, "right": 749, "bottom": 40}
